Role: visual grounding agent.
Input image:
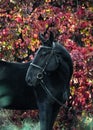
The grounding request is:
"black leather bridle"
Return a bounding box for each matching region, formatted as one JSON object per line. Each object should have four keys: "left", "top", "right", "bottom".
{"left": 30, "top": 46, "right": 55, "bottom": 80}
{"left": 30, "top": 46, "right": 64, "bottom": 106}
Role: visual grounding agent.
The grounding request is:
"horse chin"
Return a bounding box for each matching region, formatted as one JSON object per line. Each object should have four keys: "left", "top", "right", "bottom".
{"left": 27, "top": 82, "right": 33, "bottom": 87}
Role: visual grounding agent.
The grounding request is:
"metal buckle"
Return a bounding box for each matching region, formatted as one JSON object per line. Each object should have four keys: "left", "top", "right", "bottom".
{"left": 37, "top": 72, "right": 43, "bottom": 80}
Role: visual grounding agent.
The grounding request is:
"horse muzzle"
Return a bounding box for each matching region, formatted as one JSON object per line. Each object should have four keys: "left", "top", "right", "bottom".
{"left": 26, "top": 75, "right": 41, "bottom": 87}
{"left": 25, "top": 76, "right": 32, "bottom": 86}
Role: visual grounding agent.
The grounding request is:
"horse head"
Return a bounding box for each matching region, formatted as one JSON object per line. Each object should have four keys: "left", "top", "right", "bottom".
{"left": 25, "top": 32, "right": 62, "bottom": 86}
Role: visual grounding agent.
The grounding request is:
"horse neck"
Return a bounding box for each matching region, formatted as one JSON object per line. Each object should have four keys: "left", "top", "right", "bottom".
{"left": 55, "top": 43, "right": 73, "bottom": 79}
{"left": 45, "top": 60, "right": 70, "bottom": 87}
{"left": 44, "top": 69, "right": 66, "bottom": 90}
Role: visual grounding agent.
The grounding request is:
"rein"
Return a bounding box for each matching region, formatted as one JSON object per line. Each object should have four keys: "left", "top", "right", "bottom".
{"left": 40, "top": 80, "right": 63, "bottom": 106}
{"left": 30, "top": 47, "right": 65, "bottom": 106}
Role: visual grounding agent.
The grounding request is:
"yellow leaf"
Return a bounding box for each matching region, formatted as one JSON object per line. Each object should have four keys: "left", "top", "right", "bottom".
{"left": 45, "top": 0, "right": 51, "bottom": 2}
{"left": 70, "top": 86, "right": 75, "bottom": 95}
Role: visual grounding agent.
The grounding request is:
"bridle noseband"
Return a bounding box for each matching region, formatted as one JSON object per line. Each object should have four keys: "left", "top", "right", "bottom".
{"left": 30, "top": 63, "right": 44, "bottom": 80}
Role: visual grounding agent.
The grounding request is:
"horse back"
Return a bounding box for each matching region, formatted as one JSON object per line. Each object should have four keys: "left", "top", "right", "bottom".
{"left": 0, "top": 60, "right": 37, "bottom": 110}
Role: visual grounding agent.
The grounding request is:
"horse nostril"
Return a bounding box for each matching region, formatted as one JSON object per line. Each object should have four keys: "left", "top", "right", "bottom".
{"left": 27, "top": 78, "right": 31, "bottom": 83}
{"left": 26, "top": 77, "right": 33, "bottom": 86}
{"left": 26, "top": 76, "right": 30, "bottom": 83}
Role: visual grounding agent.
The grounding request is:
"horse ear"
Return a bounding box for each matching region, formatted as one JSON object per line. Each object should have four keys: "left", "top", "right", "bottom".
{"left": 44, "top": 31, "right": 54, "bottom": 47}
{"left": 39, "top": 32, "right": 54, "bottom": 47}
{"left": 49, "top": 31, "right": 54, "bottom": 44}
{"left": 39, "top": 33, "right": 46, "bottom": 45}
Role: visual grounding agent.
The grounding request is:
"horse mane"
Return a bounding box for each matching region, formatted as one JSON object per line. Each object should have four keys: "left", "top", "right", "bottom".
{"left": 54, "top": 42, "right": 73, "bottom": 78}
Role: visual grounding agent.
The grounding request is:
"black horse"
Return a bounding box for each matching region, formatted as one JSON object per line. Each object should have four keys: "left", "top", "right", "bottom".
{"left": 26, "top": 32, "right": 73, "bottom": 130}
{"left": 0, "top": 60, "right": 37, "bottom": 109}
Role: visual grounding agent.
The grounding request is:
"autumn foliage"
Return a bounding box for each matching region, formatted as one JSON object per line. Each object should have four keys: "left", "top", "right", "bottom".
{"left": 0, "top": 0, "right": 93, "bottom": 129}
